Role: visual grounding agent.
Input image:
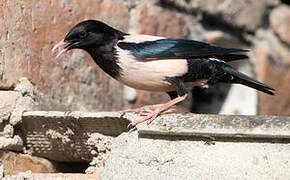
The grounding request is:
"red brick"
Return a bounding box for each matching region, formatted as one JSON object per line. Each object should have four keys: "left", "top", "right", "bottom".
{"left": 254, "top": 46, "right": 290, "bottom": 116}
{"left": 1, "top": 151, "right": 56, "bottom": 175}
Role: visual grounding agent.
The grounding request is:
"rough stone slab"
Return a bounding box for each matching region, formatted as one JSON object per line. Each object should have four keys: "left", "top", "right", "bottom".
{"left": 136, "top": 113, "right": 290, "bottom": 139}
{"left": 21, "top": 111, "right": 130, "bottom": 162}
{"left": 101, "top": 131, "right": 290, "bottom": 179}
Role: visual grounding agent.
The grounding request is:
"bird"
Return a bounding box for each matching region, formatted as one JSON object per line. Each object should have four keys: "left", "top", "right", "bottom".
{"left": 52, "top": 20, "right": 275, "bottom": 126}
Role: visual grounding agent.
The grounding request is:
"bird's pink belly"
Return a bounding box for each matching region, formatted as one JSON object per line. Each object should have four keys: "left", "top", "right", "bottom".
{"left": 118, "top": 73, "right": 207, "bottom": 92}
{"left": 115, "top": 47, "right": 204, "bottom": 91}
{"left": 117, "top": 72, "right": 176, "bottom": 91}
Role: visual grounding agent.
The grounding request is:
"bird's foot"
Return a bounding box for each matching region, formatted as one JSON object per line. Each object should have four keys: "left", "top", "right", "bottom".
{"left": 122, "top": 94, "right": 187, "bottom": 127}
{"left": 124, "top": 105, "right": 177, "bottom": 127}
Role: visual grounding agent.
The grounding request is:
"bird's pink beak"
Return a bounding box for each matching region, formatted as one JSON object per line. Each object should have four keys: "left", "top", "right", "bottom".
{"left": 52, "top": 39, "right": 69, "bottom": 58}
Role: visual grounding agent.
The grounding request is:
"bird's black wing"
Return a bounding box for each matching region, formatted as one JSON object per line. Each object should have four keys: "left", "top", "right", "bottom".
{"left": 117, "top": 38, "right": 248, "bottom": 62}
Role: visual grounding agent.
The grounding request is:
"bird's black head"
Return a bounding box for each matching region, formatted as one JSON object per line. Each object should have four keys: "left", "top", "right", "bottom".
{"left": 53, "top": 20, "right": 126, "bottom": 57}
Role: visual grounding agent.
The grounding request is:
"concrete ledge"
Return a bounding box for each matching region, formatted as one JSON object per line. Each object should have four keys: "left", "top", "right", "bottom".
{"left": 136, "top": 113, "right": 290, "bottom": 139}
{"left": 20, "top": 111, "right": 290, "bottom": 163}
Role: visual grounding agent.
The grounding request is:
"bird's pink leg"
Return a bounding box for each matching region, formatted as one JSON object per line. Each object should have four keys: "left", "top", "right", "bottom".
{"left": 121, "top": 94, "right": 188, "bottom": 126}
{"left": 137, "top": 105, "right": 177, "bottom": 116}
{"left": 120, "top": 104, "right": 166, "bottom": 115}
{"left": 120, "top": 104, "right": 177, "bottom": 116}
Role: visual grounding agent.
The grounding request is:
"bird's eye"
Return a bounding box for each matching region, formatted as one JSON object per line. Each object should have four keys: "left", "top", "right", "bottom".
{"left": 79, "top": 31, "right": 88, "bottom": 39}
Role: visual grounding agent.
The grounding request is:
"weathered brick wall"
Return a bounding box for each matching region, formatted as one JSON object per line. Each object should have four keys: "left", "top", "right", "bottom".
{"left": 0, "top": 0, "right": 289, "bottom": 115}
{"left": 0, "top": 0, "right": 130, "bottom": 111}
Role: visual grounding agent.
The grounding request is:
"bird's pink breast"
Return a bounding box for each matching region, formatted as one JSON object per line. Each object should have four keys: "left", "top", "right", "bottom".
{"left": 115, "top": 46, "right": 189, "bottom": 91}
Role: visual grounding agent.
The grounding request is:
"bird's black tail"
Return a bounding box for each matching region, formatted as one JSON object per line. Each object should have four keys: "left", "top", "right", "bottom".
{"left": 209, "top": 61, "right": 275, "bottom": 95}
{"left": 228, "top": 69, "right": 275, "bottom": 95}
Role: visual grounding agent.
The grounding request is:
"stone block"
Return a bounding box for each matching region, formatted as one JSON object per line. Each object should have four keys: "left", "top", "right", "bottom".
{"left": 21, "top": 111, "right": 130, "bottom": 162}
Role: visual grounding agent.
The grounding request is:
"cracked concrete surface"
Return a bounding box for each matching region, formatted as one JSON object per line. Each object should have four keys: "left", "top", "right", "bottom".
{"left": 101, "top": 131, "right": 290, "bottom": 179}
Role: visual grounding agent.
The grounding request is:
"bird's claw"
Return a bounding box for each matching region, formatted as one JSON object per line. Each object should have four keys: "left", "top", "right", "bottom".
{"left": 128, "top": 126, "right": 137, "bottom": 133}
{"left": 127, "top": 122, "right": 136, "bottom": 128}
{"left": 64, "top": 111, "right": 72, "bottom": 117}
{"left": 119, "top": 109, "right": 137, "bottom": 118}
{"left": 120, "top": 112, "right": 126, "bottom": 118}
{"left": 122, "top": 104, "right": 179, "bottom": 127}
{"left": 121, "top": 95, "right": 187, "bottom": 127}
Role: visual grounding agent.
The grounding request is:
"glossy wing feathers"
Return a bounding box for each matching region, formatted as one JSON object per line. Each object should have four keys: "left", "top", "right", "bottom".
{"left": 117, "top": 38, "right": 249, "bottom": 61}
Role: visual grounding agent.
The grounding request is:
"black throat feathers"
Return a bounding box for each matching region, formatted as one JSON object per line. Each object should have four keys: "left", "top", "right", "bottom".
{"left": 86, "top": 38, "right": 122, "bottom": 78}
